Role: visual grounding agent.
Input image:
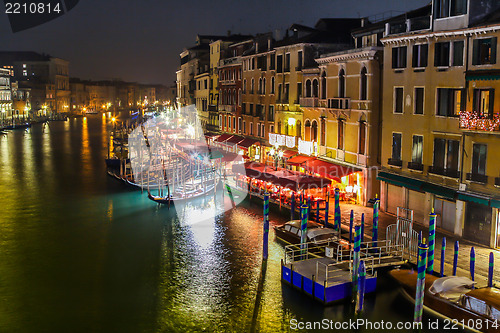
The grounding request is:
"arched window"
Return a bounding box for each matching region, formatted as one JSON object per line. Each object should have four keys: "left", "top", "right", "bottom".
{"left": 320, "top": 117, "right": 326, "bottom": 146}
{"left": 233, "top": 89, "right": 236, "bottom": 104}
{"left": 339, "top": 68, "right": 345, "bottom": 98}
{"left": 262, "top": 78, "right": 266, "bottom": 94}
{"left": 360, "top": 67, "right": 367, "bottom": 100}
{"left": 296, "top": 120, "right": 302, "bottom": 138}
{"left": 271, "top": 77, "right": 275, "bottom": 94}
{"left": 305, "top": 80, "right": 312, "bottom": 97}
{"left": 311, "top": 120, "right": 318, "bottom": 142}
{"left": 243, "top": 79, "right": 247, "bottom": 93}
{"left": 258, "top": 78, "right": 262, "bottom": 94}
{"left": 238, "top": 89, "right": 242, "bottom": 106}
{"left": 251, "top": 78, "right": 254, "bottom": 93}
{"left": 359, "top": 120, "right": 366, "bottom": 155}
{"left": 312, "top": 79, "right": 319, "bottom": 98}
{"left": 305, "top": 120, "right": 311, "bottom": 141}
{"left": 321, "top": 72, "right": 327, "bottom": 99}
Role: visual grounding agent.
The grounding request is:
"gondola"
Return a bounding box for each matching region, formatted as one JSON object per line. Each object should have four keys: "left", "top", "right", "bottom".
{"left": 147, "top": 182, "right": 217, "bottom": 204}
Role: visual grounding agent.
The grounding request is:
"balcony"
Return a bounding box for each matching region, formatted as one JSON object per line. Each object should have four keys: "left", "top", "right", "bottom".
{"left": 299, "top": 97, "right": 319, "bottom": 107}
{"left": 219, "top": 104, "right": 236, "bottom": 113}
{"left": 407, "top": 161, "right": 423, "bottom": 171}
{"left": 384, "top": 16, "right": 431, "bottom": 37}
{"left": 466, "top": 173, "right": 488, "bottom": 184}
{"left": 428, "top": 166, "right": 460, "bottom": 179}
{"left": 327, "top": 97, "right": 351, "bottom": 110}
{"left": 459, "top": 111, "right": 500, "bottom": 132}
{"left": 388, "top": 158, "right": 402, "bottom": 167}
{"left": 409, "top": 16, "right": 431, "bottom": 31}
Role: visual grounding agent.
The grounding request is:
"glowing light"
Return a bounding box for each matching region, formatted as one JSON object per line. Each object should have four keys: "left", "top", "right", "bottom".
{"left": 112, "top": 117, "right": 116, "bottom": 122}
{"left": 278, "top": 150, "right": 283, "bottom": 158}
{"left": 270, "top": 148, "right": 275, "bottom": 156}
{"left": 288, "top": 118, "right": 296, "bottom": 126}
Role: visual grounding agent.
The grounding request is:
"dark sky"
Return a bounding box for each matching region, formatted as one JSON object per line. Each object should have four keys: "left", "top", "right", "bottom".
{"left": 0, "top": 0, "right": 430, "bottom": 85}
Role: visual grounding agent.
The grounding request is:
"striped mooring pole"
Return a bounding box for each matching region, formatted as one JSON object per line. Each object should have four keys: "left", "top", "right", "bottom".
{"left": 488, "top": 252, "right": 494, "bottom": 288}
{"left": 307, "top": 195, "right": 312, "bottom": 219}
{"left": 372, "top": 197, "right": 379, "bottom": 248}
{"left": 300, "top": 204, "right": 308, "bottom": 257}
{"left": 414, "top": 241, "right": 428, "bottom": 324}
{"left": 453, "top": 241, "right": 459, "bottom": 276}
{"left": 263, "top": 192, "right": 270, "bottom": 261}
{"left": 440, "top": 237, "right": 446, "bottom": 277}
{"left": 360, "top": 213, "right": 365, "bottom": 244}
{"left": 352, "top": 225, "right": 361, "bottom": 297}
{"left": 349, "top": 210, "right": 354, "bottom": 244}
{"left": 334, "top": 188, "right": 341, "bottom": 234}
{"left": 356, "top": 260, "right": 366, "bottom": 314}
{"left": 427, "top": 209, "right": 437, "bottom": 274}
{"left": 470, "top": 247, "right": 475, "bottom": 288}
{"left": 324, "top": 201, "right": 329, "bottom": 227}
{"left": 290, "top": 192, "right": 295, "bottom": 220}
{"left": 316, "top": 199, "right": 320, "bottom": 223}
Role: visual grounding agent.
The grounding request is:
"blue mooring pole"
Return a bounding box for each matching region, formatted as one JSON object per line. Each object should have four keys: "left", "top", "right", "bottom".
{"left": 349, "top": 210, "right": 354, "bottom": 244}
{"left": 356, "top": 260, "right": 366, "bottom": 314}
{"left": 414, "top": 241, "right": 428, "bottom": 324}
{"left": 427, "top": 209, "right": 437, "bottom": 274}
{"left": 324, "top": 201, "right": 329, "bottom": 227}
{"left": 263, "top": 192, "right": 269, "bottom": 261}
{"left": 360, "top": 213, "right": 365, "bottom": 244}
{"left": 488, "top": 252, "right": 494, "bottom": 288}
{"left": 300, "top": 204, "right": 308, "bottom": 259}
{"left": 470, "top": 247, "right": 475, "bottom": 288}
{"left": 290, "top": 192, "right": 295, "bottom": 220}
{"left": 440, "top": 237, "right": 446, "bottom": 277}
{"left": 316, "top": 199, "right": 320, "bottom": 223}
{"left": 453, "top": 241, "right": 459, "bottom": 276}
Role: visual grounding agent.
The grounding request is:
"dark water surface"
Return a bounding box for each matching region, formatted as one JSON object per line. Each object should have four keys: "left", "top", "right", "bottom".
{"left": 0, "top": 116, "right": 441, "bottom": 332}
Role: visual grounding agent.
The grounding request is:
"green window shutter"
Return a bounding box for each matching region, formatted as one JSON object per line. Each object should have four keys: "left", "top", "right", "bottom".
{"left": 491, "top": 37, "right": 497, "bottom": 64}
{"left": 472, "top": 39, "right": 479, "bottom": 65}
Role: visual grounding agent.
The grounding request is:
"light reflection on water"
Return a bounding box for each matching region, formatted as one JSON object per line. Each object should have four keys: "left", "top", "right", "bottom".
{"left": 0, "top": 116, "right": 444, "bottom": 333}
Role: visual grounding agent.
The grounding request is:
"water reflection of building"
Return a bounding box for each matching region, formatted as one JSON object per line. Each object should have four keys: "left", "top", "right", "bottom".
{"left": 0, "top": 68, "right": 12, "bottom": 121}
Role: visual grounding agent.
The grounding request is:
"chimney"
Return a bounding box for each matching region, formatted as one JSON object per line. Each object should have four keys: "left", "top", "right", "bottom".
{"left": 256, "top": 41, "right": 259, "bottom": 53}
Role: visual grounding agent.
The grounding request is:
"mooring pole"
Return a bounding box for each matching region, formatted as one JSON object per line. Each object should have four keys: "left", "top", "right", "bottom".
{"left": 263, "top": 192, "right": 270, "bottom": 261}
{"left": 427, "top": 209, "right": 437, "bottom": 274}
{"left": 360, "top": 213, "right": 365, "bottom": 244}
{"left": 300, "top": 204, "right": 308, "bottom": 259}
{"left": 324, "top": 201, "right": 329, "bottom": 228}
{"left": 356, "top": 260, "right": 366, "bottom": 314}
{"left": 349, "top": 209, "right": 354, "bottom": 244}
{"left": 290, "top": 192, "right": 295, "bottom": 220}
{"left": 352, "top": 225, "right": 361, "bottom": 297}
{"left": 440, "top": 237, "right": 446, "bottom": 277}
{"left": 334, "top": 187, "right": 340, "bottom": 236}
{"left": 414, "top": 240, "right": 428, "bottom": 325}
{"left": 470, "top": 247, "right": 475, "bottom": 288}
{"left": 488, "top": 252, "right": 494, "bottom": 288}
{"left": 372, "top": 197, "right": 379, "bottom": 248}
{"left": 453, "top": 241, "right": 459, "bottom": 276}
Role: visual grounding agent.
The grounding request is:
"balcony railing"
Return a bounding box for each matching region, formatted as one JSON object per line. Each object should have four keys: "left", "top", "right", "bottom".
{"left": 388, "top": 158, "right": 402, "bottom": 167}
{"left": 299, "top": 97, "right": 319, "bottom": 107}
{"left": 407, "top": 161, "right": 423, "bottom": 171}
{"left": 428, "top": 166, "right": 460, "bottom": 179}
{"left": 459, "top": 111, "right": 500, "bottom": 132}
{"left": 466, "top": 173, "right": 488, "bottom": 184}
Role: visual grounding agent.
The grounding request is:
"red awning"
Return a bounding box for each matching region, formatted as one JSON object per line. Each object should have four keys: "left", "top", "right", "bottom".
{"left": 224, "top": 135, "right": 245, "bottom": 145}
{"left": 204, "top": 132, "right": 219, "bottom": 138}
{"left": 287, "top": 155, "right": 316, "bottom": 166}
{"left": 282, "top": 150, "right": 298, "bottom": 159}
{"left": 215, "top": 133, "right": 232, "bottom": 142}
{"left": 237, "top": 138, "right": 259, "bottom": 149}
{"left": 304, "top": 159, "right": 357, "bottom": 182}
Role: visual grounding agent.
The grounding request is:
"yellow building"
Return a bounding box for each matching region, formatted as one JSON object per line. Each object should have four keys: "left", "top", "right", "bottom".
{"left": 378, "top": 1, "right": 500, "bottom": 248}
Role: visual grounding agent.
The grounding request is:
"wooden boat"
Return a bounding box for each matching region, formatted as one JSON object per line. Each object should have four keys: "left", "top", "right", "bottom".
{"left": 389, "top": 269, "right": 500, "bottom": 333}
{"left": 274, "top": 220, "right": 340, "bottom": 245}
{"left": 147, "top": 182, "right": 217, "bottom": 204}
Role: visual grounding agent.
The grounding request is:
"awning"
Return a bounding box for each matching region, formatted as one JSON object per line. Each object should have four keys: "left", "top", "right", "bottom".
{"left": 465, "top": 69, "right": 500, "bottom": 81}
{"left": 224, "top": 135, "right": 245, "bottom": 145}
{"left": 420, "top": 183, "right": 456, "bottom": 201}
{"left": 491, "top": 199, "right": 500, "bottom": 209}
{"left": 237, "top": 138, "right": 259, "bottom": 149}
{"left": 287, "top": 155, "right": 316, "bottom": 166}
{"left": 304, "top": 159, "right": 357, "bottom": 182}
{"left": 209, "top": 149, "right": 241, "bottom": 162}
{"left": 232, "top": 162, "right": 330, "bottom": 190}
{"left": 377, "top": 171, "right": 424, "bottom": 192}
{"left": 215, "top": 133, "right": 232, "bottom": 142}
{"left": 204, "top": 132, "right": 219, "bottom": 138}
{"left": 457, "top": 191, "right": 490, "bottom": 206}
{"left": 282, "top": 150, "right": 298, "bottom": 159}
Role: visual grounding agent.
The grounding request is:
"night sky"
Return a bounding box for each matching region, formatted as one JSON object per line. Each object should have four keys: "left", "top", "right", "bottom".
{"left": 0, "top": 0, "right": 430, "bottom": 85}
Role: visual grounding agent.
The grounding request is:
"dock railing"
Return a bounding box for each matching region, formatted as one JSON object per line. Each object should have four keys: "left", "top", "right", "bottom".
{"left": 316, "top": 261, "right": 351, "bottom": 287}
{"left": 284, "top": 238, "right": 342, "bottom": 265}
{"left": 345, "top": 241, "right": 406, "bottom": 269}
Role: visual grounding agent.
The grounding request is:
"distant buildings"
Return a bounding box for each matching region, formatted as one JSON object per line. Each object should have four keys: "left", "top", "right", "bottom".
{"left": 177, "top": 0, "right": 500, "bottom": 248}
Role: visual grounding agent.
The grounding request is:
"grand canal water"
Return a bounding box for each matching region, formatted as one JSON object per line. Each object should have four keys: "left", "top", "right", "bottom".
{"left": 0, "top": 115, "right": 450, "bottom": 332}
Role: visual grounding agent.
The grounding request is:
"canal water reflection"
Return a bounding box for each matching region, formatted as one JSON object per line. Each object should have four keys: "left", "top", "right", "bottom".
{"left": 0, "top": 116, "right": 450, "bottom": 332}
